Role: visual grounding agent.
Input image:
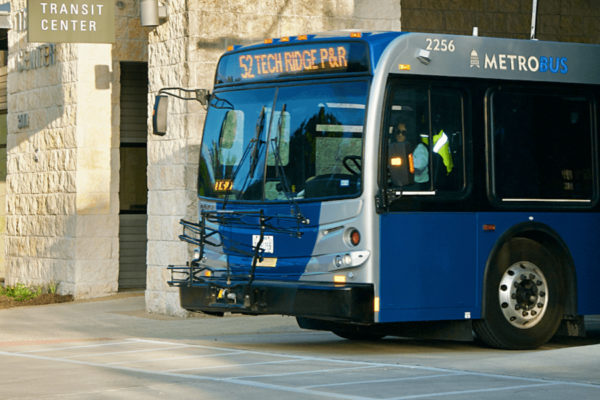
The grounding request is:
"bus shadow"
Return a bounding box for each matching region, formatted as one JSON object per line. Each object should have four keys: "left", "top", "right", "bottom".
{"left": 244, "top": 316, "right": 600, "bottom": 354}
{"left": 549, "top": 317, "right": 600, "bottom": 347}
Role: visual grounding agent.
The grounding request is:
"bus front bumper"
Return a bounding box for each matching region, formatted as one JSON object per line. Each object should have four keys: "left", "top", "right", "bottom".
{"left": 179, "top": 280, "right": 374, "bottom": 323}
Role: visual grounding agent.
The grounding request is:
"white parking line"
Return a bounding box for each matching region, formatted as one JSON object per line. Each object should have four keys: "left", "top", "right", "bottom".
{"left": 1, "top": 337, "right": 598, "bottom": 400}
{"left": 0, "top": 349, "right": 374, "bottom": 400}
{"left": 302, "top": 373, "right": 466, "bottom": 389}
{"left": 106, "top": 350, "right": 245, "bottom": 365}
{"left": 23, "top": 340, "right": 135, "bottom": 353}
{"left": 63, "top": 345, "right": 193, "bottom": 359}
{"left": 165, "top": 358, "right": 302, "bottom": 373}
{"left": 228, "top": 364, "right": 382, "bottom": 380}
{"left": 387, "top": 382, "right": 563, "bottom": 400}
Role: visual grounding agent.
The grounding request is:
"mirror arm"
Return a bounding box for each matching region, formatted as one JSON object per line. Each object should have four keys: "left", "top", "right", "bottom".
{"left": 158, "top": 87, "right": 211, "bottom": 106}
{"left": 152, "top": 87, "right": 212, "bottom": 136}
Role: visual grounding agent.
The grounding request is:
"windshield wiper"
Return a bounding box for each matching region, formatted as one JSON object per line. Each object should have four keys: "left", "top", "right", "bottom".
{"left": 269, "top": 104, "right": 308, "bottom": 226}
{"left": 271, "top": 104, "right": 292, "bottom": 194}
{"left": 249, "top": 107, "right": 266, "bottom": 178}
{"left": 222, "top": 107, "right": 266, "bottom": 208}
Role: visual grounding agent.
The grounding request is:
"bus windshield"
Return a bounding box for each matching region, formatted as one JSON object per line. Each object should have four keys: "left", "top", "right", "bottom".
{"left": 198, "top": 80, "right": 369, "bottom": 201}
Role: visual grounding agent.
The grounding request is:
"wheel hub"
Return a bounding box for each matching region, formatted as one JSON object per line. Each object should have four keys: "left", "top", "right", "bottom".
{"left": 498, "top": 261, "right": 549, "bottom": 329}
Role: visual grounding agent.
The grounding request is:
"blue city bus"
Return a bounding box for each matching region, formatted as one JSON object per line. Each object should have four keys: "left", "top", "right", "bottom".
{"left": 159, "top": 31, "right": 600, "bottom": 349}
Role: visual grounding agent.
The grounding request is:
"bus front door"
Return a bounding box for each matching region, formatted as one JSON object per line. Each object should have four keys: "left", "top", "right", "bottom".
{"left": 378, "top": 212, "right": 478, "bottom": 323}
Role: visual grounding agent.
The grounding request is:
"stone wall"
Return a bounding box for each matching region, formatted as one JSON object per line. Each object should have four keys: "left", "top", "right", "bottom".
{"left": 145, "top": 0, "right": 401, "bottom": 315}
{"left": 401, "top": 0, "right": 600, "bottom": 43}
{"left": 6, "top": 0, "right": 81, "bottom": 291}
{"left": 5, "top": 0, "right": 148, "bottom": 297}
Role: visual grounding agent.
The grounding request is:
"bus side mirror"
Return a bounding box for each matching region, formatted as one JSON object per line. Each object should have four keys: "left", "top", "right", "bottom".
{"left": 152, "top": 95, "right": 168, "bottom": 135}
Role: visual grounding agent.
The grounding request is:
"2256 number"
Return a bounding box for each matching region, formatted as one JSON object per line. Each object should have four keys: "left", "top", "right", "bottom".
{"left": 425, "top": 38, "right": 456, "bottom": 52}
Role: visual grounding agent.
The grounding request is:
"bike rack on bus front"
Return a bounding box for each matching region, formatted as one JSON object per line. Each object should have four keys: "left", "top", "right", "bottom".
{"left": 167, "top": 209, "right": 308, "bottom": 292}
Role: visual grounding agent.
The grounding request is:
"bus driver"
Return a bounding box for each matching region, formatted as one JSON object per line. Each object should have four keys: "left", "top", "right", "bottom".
{"left": 393, "top": 121, "right": 429, "bottom": 186}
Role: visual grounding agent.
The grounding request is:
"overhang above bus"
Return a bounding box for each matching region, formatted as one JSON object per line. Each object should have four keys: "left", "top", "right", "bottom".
{"left": 386, "top": 33, "right": 600, "bottom": 85}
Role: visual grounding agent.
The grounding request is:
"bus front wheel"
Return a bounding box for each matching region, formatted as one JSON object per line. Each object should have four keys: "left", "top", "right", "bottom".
{"left": 474, "top": 237, "right": 565, "bottom": 350}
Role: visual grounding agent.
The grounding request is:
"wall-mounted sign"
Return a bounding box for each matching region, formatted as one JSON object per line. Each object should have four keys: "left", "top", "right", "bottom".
{"left": 18, "top": 113, "right": 30, "bottom": 129}
{"left": 17, "top": 44, "right": 56, "bottom": 71}
{"left": 27, "top": 0, "right": 115, "bottom": 43}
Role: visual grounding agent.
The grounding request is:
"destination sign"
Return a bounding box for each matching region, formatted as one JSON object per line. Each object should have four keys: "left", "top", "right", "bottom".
{"left": 214, "top": 179, "right": 233, "bottom": 192}
{"left": 216, "top": 42, "right": 370, "bottom": 84}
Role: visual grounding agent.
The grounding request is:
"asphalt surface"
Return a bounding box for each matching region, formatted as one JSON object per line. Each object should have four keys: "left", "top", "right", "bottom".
{"left": 0, "top": 292, "right": 599, "bottom": 399}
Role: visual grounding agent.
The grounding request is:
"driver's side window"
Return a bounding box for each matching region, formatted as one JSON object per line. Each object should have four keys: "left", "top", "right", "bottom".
{"left": 386, "top": 88, "right": 430, "bottom": 191}
{"left": 384, "top": 81, "right": 465, "bottom": 194}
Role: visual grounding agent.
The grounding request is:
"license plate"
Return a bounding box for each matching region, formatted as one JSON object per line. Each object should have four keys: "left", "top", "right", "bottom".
{"left": 252, "top": 235, "right": 274, "bottom": 253}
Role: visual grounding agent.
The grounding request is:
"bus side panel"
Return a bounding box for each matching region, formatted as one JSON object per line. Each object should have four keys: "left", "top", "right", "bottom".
{"left": 475, "top": 212, "right": 600, "bottom": 316}
{"left": 378, "top": 212, "right": 478, "bottom": 323}
{"left": 561, "top": 213, "right": 600, "bottom": 314}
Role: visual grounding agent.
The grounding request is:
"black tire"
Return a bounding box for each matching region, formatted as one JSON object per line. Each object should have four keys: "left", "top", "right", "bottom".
{"left": 474, "top": 237, "right": 565, "bottom": 349}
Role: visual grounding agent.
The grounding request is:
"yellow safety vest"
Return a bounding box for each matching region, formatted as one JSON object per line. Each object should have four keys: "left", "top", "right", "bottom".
{"left": 422, "top": 130, "right": 454, "bottom": 174}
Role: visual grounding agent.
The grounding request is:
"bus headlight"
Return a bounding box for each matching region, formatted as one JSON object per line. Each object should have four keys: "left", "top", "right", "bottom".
{"left": 335, "top": 255, "right": 343, "bottom": 268}
{"left": 343, "top": 253, "right": 353, "bottom": 265}
{"left": 330, "top": 250, "right": 370, "bottom": 271}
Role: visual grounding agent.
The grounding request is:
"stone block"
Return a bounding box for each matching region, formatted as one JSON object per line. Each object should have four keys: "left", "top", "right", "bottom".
{"left": 147, "top": 139, "right": 187, "bottom": 165}
{"left": 539, "top": 0, "right": 561, "bottom": 15}
{"left": 147, "top": 215, "right": 183, "bottom": 241}
{"left": 236, "top": 14, "right": 279, "bottom": 39}
{"left": 145, "top": 264, "right": 176, "bottom": 292}
{"left": 6, "top": 236, "right": 28, "bottom": 257}
{"left": 76, "top": 172, "right": 112, "bottom": 207}
{"left": 75, "top": 236, "right": 117, "bottom": 260}
{"left": 145, "top": 288, "right": 189, "bottom": 317}
{"left": 72, "top": 281, "right": 118, "bottom": 299}
{"left": 147, "top": 239, "right": 189, "bottom": 267}
{"left": 76, "top": 192, "right": 111, "bottom": 215}
{"left": 148, "top": 163, "right": 186, "bottom": 191}
{"left": 561, "top": 0, "right": 597, "bottom": 16}
{"left": 77, "top": 148, "right": 111, "bottom": 170}
{"left": 353, "top": 0, "right": 400, "bottom": 20}
{"left": 445, "top": 11, "right": 475, "bottom": 32}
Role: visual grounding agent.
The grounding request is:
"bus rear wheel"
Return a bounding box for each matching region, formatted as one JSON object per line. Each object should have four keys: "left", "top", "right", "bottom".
{"left": 474, "top": 237, "right": 565, "bottom": 350}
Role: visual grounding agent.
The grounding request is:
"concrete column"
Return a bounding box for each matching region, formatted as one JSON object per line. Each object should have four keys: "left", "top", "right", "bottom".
{"left": 72, "top": 44, "right": 119, "bottom": 298}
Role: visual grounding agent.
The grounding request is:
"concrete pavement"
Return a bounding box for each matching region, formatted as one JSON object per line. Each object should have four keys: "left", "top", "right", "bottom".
{"left": 0, "top": 292, "right": 302, "bottom": 344}
{"left": 0, "top": 293, "right": 599, "bottom": 399}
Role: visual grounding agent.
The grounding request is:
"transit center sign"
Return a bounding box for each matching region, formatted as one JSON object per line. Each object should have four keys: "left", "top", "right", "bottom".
{"left": 28, "top": 0, "right": 114, "bottom": 43}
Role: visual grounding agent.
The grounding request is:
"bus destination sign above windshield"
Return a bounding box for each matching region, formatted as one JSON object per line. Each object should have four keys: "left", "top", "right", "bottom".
{"left": 216, "top": 42, "right": 370, "bottom": 84}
